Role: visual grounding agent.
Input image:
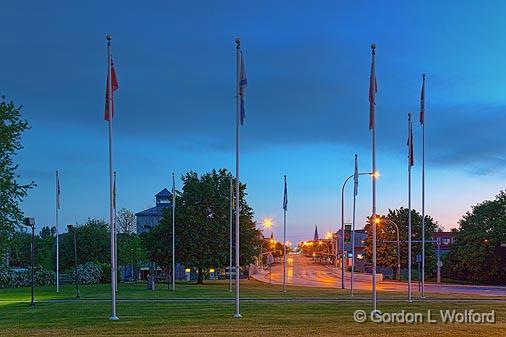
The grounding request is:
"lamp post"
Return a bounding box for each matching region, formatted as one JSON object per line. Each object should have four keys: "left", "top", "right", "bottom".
{"left": 340, "top": 172, "right": 373, "bottom": 289}
{"left": 67, "top": 225, "right": 80, "bottom": 299}
{"left": 23, "top": 217, "right": 35, "bottom": 307}
{"left": 377, "top": 218, "right": 401, "bottom": 281}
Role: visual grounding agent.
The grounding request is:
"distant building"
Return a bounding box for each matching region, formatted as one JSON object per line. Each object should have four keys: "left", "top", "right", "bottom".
{"left": 135, "top": 188, "right": 173, "bottom": 234}
{"left": 432, "top": 231, "right": 456, "bottom": 254}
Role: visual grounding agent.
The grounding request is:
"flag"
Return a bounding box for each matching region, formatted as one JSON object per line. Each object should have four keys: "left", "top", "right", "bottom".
{"left": 353, "top": 155, "right": 359, "bottom": 196}
{"left": 420, "top": 74, "right": 425, "bottom": 125}
{"left": 283, "top": 176, "right": 288, "bottom": 211}
{"left": 369, "top": 47, "right": 377, "bottom": 130}
{"left": 239, "top": 52, "right": 247, "bottom": 125}
{"left": 407, "top": 115, "right": 414, "bottom": 167}
{"left": 113, "top": 172, "right": 116, "bottom": 210}
{"left": 56, "top": 172, "right": 61, "bottom": 209}
{"left": 104, "top": 55, "right": 119, "bottom": 121}
{"left": 172, "top": 173, "right": 176, "bottom": 200}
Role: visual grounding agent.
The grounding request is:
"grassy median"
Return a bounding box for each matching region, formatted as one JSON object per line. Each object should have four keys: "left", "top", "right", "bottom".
{"left": 1, "top": 281, "right": 505, "bottom": 336}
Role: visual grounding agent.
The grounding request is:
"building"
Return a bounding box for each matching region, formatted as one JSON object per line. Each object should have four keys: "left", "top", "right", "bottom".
{"left": 135, "top": 188, "right": 173, "bottom": 234}
{"left": 135, "top": 188, "right": 187, "bottom": 281}
{"left": 432, "top": 231, "right": 456, "bottom": 254}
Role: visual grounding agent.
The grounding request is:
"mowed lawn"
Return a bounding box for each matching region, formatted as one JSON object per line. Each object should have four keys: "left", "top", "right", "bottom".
{"left": 1, "top": 280, "right": 505, "bottom": 337}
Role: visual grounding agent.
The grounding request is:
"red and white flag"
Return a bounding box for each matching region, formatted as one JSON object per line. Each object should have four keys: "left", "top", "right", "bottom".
{"left": 104, "top": 56, "right": 119, "bottom": 121}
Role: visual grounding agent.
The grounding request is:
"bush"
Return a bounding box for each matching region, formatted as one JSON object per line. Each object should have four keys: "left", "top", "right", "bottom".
{"left": 98, "top": 263, "right": 111, "bottom": 283}
{"left": 71, "top": 262, "right": 103, "bottom": 285}
{"left": 0, "top": 266, "right": 55, "bottom": 288}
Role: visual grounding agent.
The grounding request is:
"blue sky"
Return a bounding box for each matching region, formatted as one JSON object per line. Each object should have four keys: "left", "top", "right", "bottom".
{"left": 2, "top": 0, "right": 506, "bottom": 243}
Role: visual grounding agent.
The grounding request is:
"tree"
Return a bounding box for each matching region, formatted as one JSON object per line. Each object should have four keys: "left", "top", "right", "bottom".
{"left": 143, "top": 169, "right": 261, "bottom": 284}
{"left": 444, "top": 191, "right": 506, "bottom": 284}
{"left": 363, "top": 208, "right": 440, "bottom": 277}
{"left": 8, "top": 226, "right": 55, "bottom": 270}
{"left": 59, "top": 218, "right": 111, "bottom": 271}
{"left": 116, "top": 208, "right": 144, "bottom": 279}
{"left": 116, "top": 208, "right": 136, "bottom": 234}
{"left": 0, "top": 97, "right": 35, "bottom": 259}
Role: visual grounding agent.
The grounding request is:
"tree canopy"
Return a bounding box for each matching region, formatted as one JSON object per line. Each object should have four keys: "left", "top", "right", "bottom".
{"left": 143, "top": 169, "right": 261, "bottom": 283}
{"left": 444, "top": 191, "right": 506, "bottom": 284}
{"left": 363, "top": 208, "right": 441, "bottom": 276}
{"left": 0, "top": 97, "right": 35, "bottom": 258}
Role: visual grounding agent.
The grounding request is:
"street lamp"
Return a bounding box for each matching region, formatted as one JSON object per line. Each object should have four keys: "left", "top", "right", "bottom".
{"left": 67, "top": 225, "right": 80, "bottom": 298}
{"left": 23, "top": 217, "right": 35, "bottom": 307}
{"left": 375, "top": 217, "right": 401, "bottom": 281}
{"left": 340, "top": 171, "right": 375, "bottom": 289}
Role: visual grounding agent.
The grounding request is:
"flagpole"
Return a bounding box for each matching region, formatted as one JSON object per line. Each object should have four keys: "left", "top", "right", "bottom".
{"left": 229, "top": 176, "right": 233, "bottom": 292}
{"left": 55, "top": 170, "right": 60, "bottom": 293}
{"left": 234, "top": 37, "right": 242, "bottom": 318}
{"left": 106, "top": 34, "right": 118, "bottom": 321}
{"left": 114, "top": 171, "right": 117, "bottom": 293}
{"left": 351, "top": 155, "right": 358, "bottom": 296}
{"left": 421, "top": 74, "right": 426, "bottom": 298}
{"left": 172, "top": 172, "right": 176, "bottom": 291}
{"left": 408, "top": 113, "right": 413, "bottom": 303}
{"left": 370, "top": 43, "right": 378, "bottom": 313}
{"left": 283, "top": 175, "right": 287, "bottom": 292}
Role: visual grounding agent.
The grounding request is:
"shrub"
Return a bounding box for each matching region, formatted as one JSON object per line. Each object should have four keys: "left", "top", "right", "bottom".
{"left": 71, "top": 262, "right": 103, "bottom": 285}
{"left": 0, "top": 266, "right": 55, "bottom": 288}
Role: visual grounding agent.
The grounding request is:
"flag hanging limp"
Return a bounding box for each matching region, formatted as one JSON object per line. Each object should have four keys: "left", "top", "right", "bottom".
{"left": 283, "top": 176, "right": 288, "bottom": 211}
{"left": 407, "top": 115, "right": 414, "bottom": 167}
{"left": 369, "top": 45, "right": 377, "bottom": 130}
{"left": 353, "top": 155, "right": 359, "bottom": 196}
{"left": 239, "top": 52, "right": 247, "bottom": 125}
{"left": 420, "top": 74, "right": 426, "bottom": 125}
{"left": 56, "top": 172, "right": 61, "bottom": 209}
{"left": 104, "top": 56, "right": 119, "bottom": 121}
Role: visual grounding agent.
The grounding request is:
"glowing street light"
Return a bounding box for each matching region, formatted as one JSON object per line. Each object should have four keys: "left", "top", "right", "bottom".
{"left": 261, "top": 217, "right": 274, "bottom": 231}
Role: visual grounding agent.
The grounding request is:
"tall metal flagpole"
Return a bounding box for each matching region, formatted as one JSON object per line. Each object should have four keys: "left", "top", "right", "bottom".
{"left": 350, "top": 155, "right": 358, "bottom": 296}
{"left": 234, "top": 37, "right": 242, "bottom": 318}
{"left": 370, "top": 43, "right": 378, "bottom": 312}
{"left": 229, "top": 176, "right": 233, "bottom": 292}
{"left": 55, "top": 171, "right": 60, "bottom": 293}
{"left": 420, "top": 74, "right": 426, "bottom": 298}
{"left": 172, "top": 172, "right": 176, "bottom": 291}
{"left": 283, "top": 175, "right": 287, "bottom": 292}
{"left": 408, "top": 113, "right": 413, "bottom": 303}
{"left": 114, "top": 171, "right": 117, "bottom": 293}
{"left": 106, "top": 34, "right": 118, "bottom": 321}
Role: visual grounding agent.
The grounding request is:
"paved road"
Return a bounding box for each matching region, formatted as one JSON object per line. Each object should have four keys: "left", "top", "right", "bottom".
{"left": 253, "top": 254, "right": 506, "bottom": 297}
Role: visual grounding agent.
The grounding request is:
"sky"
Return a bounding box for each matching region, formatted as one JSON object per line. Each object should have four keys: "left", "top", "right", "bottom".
{"left": 1, "top": 0, "right": 506, "bottom": 243}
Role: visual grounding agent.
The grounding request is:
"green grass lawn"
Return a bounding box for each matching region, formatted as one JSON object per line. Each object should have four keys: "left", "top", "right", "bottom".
{"left": 1, "top": 281, "right": 505, "bottom": 336}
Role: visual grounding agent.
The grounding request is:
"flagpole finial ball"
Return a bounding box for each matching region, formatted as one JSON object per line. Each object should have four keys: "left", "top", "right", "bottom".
{"left": 235, "top": 37, "right": 240, "bottom": 46}
{"left": 106, "top": 34, "right": 112, "bottom": 41}
{"left": 423, "top": 73, "right": 426, "bottom": 79}
{"left": 371, "top": 43, "right": 376, "bottom": 50}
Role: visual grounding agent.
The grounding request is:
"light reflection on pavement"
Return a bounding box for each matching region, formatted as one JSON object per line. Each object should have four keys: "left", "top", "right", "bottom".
{"left": 253, "top": 254, "right": 506, "bottom": 297}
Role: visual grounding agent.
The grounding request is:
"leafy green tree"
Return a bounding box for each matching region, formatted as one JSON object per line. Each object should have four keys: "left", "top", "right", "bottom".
{"left": 8, "top": 226, "right": 55, "bottom": 269}
{"left": 444, "top": 191, "right": 506, "bottom": 284}
{"left": 143, "top": 169, "right": 261, "bottom": 284}
{"left": 59, "top": 218, "right": 110, "bottom": 271}
{"left": 37, "top": 226, "right": 56, "bottom": 270}
{"left": 363, "top": 208, "right": 440, "bottom": 277}
{"left": 0, "top": 97, "right": 35, "bottom": 258}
